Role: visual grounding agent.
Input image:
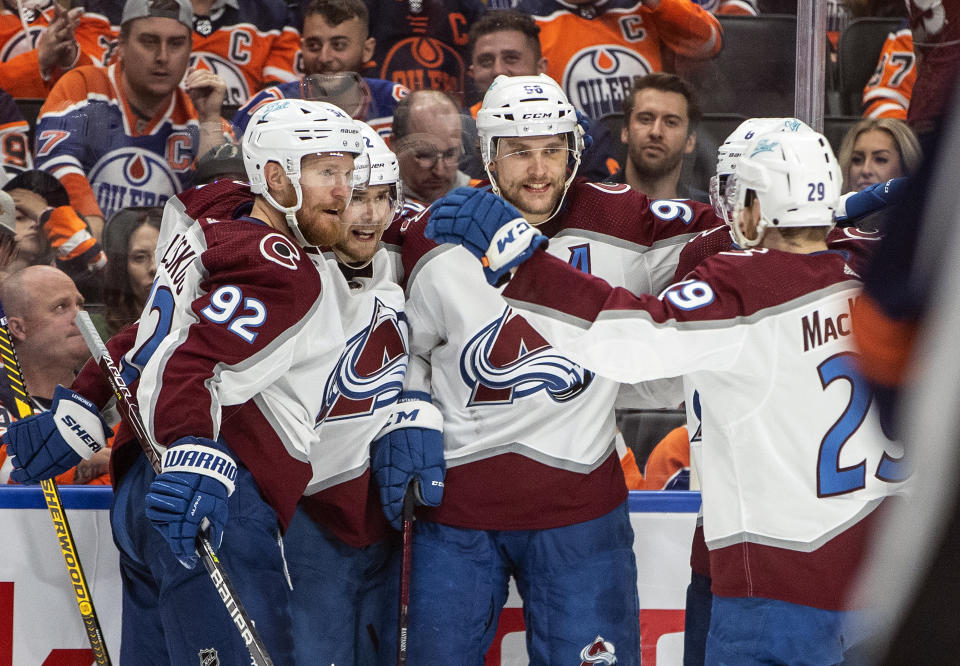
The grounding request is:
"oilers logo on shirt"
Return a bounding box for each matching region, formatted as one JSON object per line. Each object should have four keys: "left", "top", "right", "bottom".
{"left": 316, "top": 298, "right": 408, "bottom": 425}
{"left": 89, "top": 147, "right": 181, "bottom": 219}
{"left": 460, "top": 307, "right": 594, "bottom": 406}
{"left": 563, "top": 45, "right": 652, "bottom": 118}
{"left": 190, "top": 52, "right": 250, "bottom": 107}
{"left": 0, "top": 26, "right": 43, "bottom": 60}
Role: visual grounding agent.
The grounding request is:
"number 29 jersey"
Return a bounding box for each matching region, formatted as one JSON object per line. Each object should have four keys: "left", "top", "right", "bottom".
{"left": 503, "top": 246, "right": 909, "bottom": 610}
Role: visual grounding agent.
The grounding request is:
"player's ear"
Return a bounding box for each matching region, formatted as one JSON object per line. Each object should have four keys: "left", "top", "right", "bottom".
{"left": 263, "top": 162, "right": 289, "bottom": 191}
{"left": 536, "top": 57, "right": 548, "bottom": 75}
{"left": 362, "top": 36, "right": 375, "bottom": 65}
{"left": 684, "top": 131, "right": 696, "bottom": 155}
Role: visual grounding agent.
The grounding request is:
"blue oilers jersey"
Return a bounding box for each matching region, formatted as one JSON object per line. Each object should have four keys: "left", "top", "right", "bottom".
{"left": 232, "top": 76, "right": 408, "bottom": 138}
{"left": 35, "top": 64, "right": 201, "bottom": 220}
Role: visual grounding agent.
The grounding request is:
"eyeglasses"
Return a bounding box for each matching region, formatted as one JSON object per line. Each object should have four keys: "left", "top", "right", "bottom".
{"left": 410, "top": 146, "right": 462, "bottom": 169}
{"left": 494, "top": 147, "right": 575, "bottom": 165}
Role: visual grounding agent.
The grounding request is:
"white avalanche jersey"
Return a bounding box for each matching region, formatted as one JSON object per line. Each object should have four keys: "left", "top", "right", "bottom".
{"left": 400, "top": 180, "right": 717, "bottom": 530}
{"left": 130, "top": 180, "right": 347, "bottom": 528}
{"left": 504, "top": 245, "right": 909, "bottom": 609}
{"left": 299, "top": 248, "right": 408, "bottom": 547}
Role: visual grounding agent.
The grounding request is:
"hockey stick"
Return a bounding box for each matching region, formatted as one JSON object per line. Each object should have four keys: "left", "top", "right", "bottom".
{"left": 0, "top": 300, "right": 112, "bottom": 665}
{"left": 73, "top": 311, "right": 274, "bottom": 666}
{"left": 397, "top": 483, "right": 415, "bottom": 665}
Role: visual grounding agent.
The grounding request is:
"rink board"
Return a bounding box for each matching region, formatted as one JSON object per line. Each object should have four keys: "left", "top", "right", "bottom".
{"left": 0, "top": 488, "right": 698, "bottom": 665}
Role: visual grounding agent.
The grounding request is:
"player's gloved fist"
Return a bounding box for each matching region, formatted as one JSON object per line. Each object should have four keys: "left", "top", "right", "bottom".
{"left": 145, "top": 436, "right": 237, "bottom": 569}
{"left": 575, "top": 110, "right": 594, "bottom": 152}
{"left": 371, "top": 392, "right": 445, "bottom": 530}
{"left": 3, "top": 385, "right": 109, "bottom": 484}
{"left": 426, "top": 187, "right": 547, "bottom": 286}
{"left": 834, "top": 177, "right": 906, "bottom": 226}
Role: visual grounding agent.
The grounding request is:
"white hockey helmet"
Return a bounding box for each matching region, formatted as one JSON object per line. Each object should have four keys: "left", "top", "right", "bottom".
{"left": 241, "top": 99, "right": 366, "bottom": 246}
{"left": 477, "top": 74, "right": 584, "bottom": 219}
{"left": 711, "top": 117, "right": 812, "bottom": 226}
{"left": 341, "top": 122, "right": 403, "bottom": 238}
{"left": 727, "top": 129, "right": 841, "bottom": 248}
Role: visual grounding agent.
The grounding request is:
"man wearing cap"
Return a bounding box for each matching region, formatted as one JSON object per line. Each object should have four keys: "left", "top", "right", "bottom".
{"left": 34, "top": 0, "right": 228, "bottom": 239}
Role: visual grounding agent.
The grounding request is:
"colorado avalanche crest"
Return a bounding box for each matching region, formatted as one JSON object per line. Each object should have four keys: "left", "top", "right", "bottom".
{"left": 316, "top": 298, "right": 407, "bottom": 425}
{"left": 461, "top": 307, "right": 594, "bottom": 406}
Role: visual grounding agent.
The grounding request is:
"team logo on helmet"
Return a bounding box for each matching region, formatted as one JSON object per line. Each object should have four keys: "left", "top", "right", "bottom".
{"left": 89, "top": 148, "right": 181, "bottom": 220}
{"left": 460, "top": 307, "right": 594, "bottom": 406}
{"left": 562, "top": 46, "right": 652, "bottom": 119}
{"left": 189, "top": 53, "right": 250, "bottom": 107}
{"left": 316, "top": 298, "right": 407, "bottom": 425}
{"left": 749, "top": 139, "right": 779, "bottom": 158}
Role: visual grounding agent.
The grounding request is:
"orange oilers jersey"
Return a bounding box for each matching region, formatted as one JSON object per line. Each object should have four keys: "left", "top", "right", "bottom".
{"left": 0, "top": 6, "right": 115, "bottom": 65}
{"left": 518, "top": 0, "right": 722, "bottom": 118}
{"left": 0, "top": 89, "right": 31, "bottom": 177}
{"left": 35, "top": 63, "right": 202, "bottom": 220}
{"left": 692, "top": 0, "right": 757, "bottom": 15}
{"left": 862, "top": 26, "right": 915, "bottom": 120}
{"left": 78, "top": 0, "right": 300, "bottom": 107}
{"left": 187, "top": 1, "right": 301, "bottom": 107}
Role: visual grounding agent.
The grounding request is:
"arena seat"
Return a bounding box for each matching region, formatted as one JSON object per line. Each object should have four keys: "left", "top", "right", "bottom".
{"left": 674, "top": 15, "right": 797, "bottom": 117}
{"left": 837, "top": 17, "right": 904, "bottom": 116}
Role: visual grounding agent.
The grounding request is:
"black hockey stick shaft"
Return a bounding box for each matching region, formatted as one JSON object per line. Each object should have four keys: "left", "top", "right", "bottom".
{"left": 0, "top": 301, "right": 112, "bottom": 665}
{"left": 397, "top": 483, "right": 415, "bottom": 665}
{"left": 74, "top": 311, "right": 274, "bottom": 666}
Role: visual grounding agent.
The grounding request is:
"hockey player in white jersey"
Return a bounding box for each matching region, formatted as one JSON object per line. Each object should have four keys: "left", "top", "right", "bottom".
{"left": 398, "top": 73, "right": 721, "bottom": 664}
{"left": 283, "top": 121, "right": 442, "bottom": 664}
{"left": 429, "top": 128, "right": 908, "bottom": 664}
{"left": 1, "top": 99, "right": 370, "bottom": 663}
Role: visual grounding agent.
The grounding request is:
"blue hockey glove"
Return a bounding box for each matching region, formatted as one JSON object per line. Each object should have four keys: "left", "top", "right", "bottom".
{"left": 3, "top": 385, "right": 109, "bottom": 484}
{"left": 575, "top": 110, "right": 594, "bottom": 152}
{"left": 371, "top": 392, "right": 446, "bottom": 531}
{"left": 426, "top": 187, "right": 548, "bottom": 286}
{"left": 835, "top": 177, "right": 907, "bottom": 226}
{"left": 145, "top": 436, "right": 237, "bottom": 569}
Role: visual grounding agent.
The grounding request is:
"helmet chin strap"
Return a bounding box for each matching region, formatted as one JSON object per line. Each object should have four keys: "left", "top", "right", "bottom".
{"left": 262, "top": 186, "right": 311, "bottom": 248}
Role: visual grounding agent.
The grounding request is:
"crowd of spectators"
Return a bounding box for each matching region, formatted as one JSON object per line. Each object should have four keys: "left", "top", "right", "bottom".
{"left": 0, "top": 0, "right": 951, "bottom": 492}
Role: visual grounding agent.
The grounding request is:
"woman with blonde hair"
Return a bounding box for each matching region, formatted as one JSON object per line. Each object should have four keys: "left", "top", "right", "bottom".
{"left": 838, "top": 117, "right": 922, "bottom": 192}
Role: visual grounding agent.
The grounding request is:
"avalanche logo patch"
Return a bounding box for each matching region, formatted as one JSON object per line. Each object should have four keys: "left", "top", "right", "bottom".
{"left": 562, "top": 46, "right": 652, "bottom": 119}
{"left": 316, "top": 298, "right": 407, "bottom": 425}
{"left": 89, "top": 148, "right": 180, "bottom": 220}
{"left": 460, "top": 307, "right": 594, "bottom": 406}
{"left": 259, "top": 233, "right": 300, "bottom": 270}
{"left": 579, "top": 635, "right": 617, "bottom": 664}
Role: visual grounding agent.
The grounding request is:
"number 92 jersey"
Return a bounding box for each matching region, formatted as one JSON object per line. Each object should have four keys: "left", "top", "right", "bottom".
{"left": 128, "top": 179, "right": 347, "bottom": 528}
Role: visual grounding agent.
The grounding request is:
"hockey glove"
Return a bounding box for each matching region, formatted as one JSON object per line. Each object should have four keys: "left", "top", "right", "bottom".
{"left": 3, "top": 385, "right": 109, "bottom": 484}
{"left": 575, "top": 110, "right": 594, "bottom": 152}
{"left": 145, "top": 436, "right": 237, "bottom": 569}
{"left": 371, "top": 392, "right": 445, "bottom": 531}
{"left": 426, "top": 187, "right": 548, "bottom": 286}
{"left": 835, "top": 177, "right": 907, "bottom": 226}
